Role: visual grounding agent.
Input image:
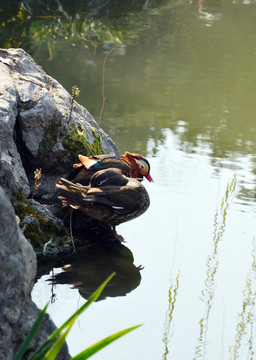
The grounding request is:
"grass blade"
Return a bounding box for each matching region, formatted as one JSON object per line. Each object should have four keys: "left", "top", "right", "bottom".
{"left": 44, "top": 317, "right": 76, "bottom": 360}
{"left": 30, "top": 273, "right": 115, "bottom": 360}
{"left": 71, "top": 324, "right": 142, "bottom": 360}
{"left": 14, "top": 303, "right": 49, "bottom": 360}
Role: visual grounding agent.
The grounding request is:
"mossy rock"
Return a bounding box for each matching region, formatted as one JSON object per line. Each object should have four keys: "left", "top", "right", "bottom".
{"left": 42, "top": 121, "right": 60, "bottom": 152}
{"left": 62, "top": 125, "right": 105, "bottom": 162}
{"left": 12, "top": 193, "right": 73, "bottom": 255}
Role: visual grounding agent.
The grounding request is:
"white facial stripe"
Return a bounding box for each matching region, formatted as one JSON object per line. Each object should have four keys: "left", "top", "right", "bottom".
{"left": 135, "top": 159, "right": 148, "bottom": 172}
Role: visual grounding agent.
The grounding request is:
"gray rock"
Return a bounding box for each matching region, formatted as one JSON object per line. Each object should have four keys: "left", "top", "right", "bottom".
{"left": 0, "top": 61, "right": 30, "bottom": 196}
{"left": 0, "top": 47, "right": 121, "bottom": 359}
{"left": 0, "top": 186, "right": 70, "bottom": 359}
{"left": 0, "top": 47, "right": 119, "bottom": 198}
{"left": 0, "top": 46, "right": 120, "bottom": 249}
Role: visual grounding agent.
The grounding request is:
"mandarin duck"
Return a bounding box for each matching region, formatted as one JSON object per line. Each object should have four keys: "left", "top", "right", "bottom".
{"left": 68, "top": 151, "right": 153, "bottom": 185}
{"left": 56, "top": 168, "right": 150, "bottom": 228}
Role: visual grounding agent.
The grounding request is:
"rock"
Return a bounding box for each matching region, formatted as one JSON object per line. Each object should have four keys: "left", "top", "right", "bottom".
{"left": 0, "top": 61, "right": 30, "bottom": 197}
{"left": 0, "top": 48, "right": 121, "bottom": 359}
{"left": 0, "top": 186, "right": 70, "bottom": 359}
{"left": 0, "top": 47, "right": 119, "bottom": 198}
{"left": 0, "top": 47, "right": 122, "bottom": 358}
{"left": 0, "top": 47, "right": 120, "bottom": 253}
{"left": 12, "top": 194, "right": 73, "bottom": 255}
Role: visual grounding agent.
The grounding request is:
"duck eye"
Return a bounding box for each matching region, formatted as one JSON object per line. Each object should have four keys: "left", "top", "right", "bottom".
{"left": 135, "top": 159, "right": 145, "bottom": 169}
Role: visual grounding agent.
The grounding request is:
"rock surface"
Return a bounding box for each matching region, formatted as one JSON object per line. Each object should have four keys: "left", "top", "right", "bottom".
{"left": 0, "top": 47, "right": 120, "bottom": 254}
{"left": 0, "top": 47, "right": 119, "bottom": 199}
{"left": 0, "top": 48, "right": 120, "bottom": 359}
{"left": 0, "top": 186, "right": 69, "bottom": 359}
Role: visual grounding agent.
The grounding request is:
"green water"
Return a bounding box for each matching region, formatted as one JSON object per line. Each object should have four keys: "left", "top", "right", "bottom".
{"left": 31, "top": 0, "right": 256, "bottom": 160}
{"left": 3, "top": 0, "right": 256, "bottom": 359}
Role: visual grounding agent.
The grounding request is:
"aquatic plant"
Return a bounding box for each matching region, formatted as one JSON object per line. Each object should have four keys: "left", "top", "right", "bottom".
{"left": 162, "top": 272, "right": 180, "bottom": 360}
{"left": 97, "top": 48, "right": 115, "bottom": 130}
{"left": 194, "top": 174, "right": 237, "bottom": 358}
{"left": 229, "top": 237, "right": 256, "bottom": 359}
{"left": 0, "top": 1, "right": 173, "bottom": 58}
{"left": 14, "top": 273, "right": 141, "bottom": 360}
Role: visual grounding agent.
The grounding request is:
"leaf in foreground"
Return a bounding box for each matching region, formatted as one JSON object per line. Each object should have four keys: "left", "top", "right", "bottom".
{"left": 30, "top": 273, "right": 115, "bottom": 359}
{"left": 71, "top": 324, "right": 142, "bottom": 360}
{"left": 14, "top": 303, "right": 49, "bottom": 360}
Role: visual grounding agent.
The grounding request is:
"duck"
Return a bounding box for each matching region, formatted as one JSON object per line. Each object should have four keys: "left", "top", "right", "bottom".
{"left": 67, "top": 151, "right": 153, "bottom": 185}
{"left": 56, "top": 168, "right": 150, "bottom": 228}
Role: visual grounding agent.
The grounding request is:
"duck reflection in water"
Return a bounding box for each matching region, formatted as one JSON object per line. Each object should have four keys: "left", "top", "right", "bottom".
{"left": 47, "top": 241, "right": 142, "bottom": 301}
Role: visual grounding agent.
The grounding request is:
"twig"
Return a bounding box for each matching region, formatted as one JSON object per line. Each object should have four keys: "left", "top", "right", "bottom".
{"left": 97, "top": 48, "right": 115, "bottom": 130}
{"left": 30, "top": 168, "right": 42, "bottom": 203}
{"left": 68, "top": 85, "right": 80, "bottom": 125}
{"left": 69, "top": 208, "right": 76, "bottom": 253}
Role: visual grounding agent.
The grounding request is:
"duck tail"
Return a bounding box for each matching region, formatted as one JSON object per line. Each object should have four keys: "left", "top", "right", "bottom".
{"left": 56, "top": 178, "right": 88, "bottom": 209}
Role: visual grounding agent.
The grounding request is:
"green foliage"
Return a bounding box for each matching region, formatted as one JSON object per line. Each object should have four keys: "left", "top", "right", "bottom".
{"left": 14, "top": 303, "right": 49, "bottom": 360}
{"left": 14, "top": 273, "right": 142, "bottom": 360}
{"left": 0, "top": 0, "right": 171, "bottom": 58}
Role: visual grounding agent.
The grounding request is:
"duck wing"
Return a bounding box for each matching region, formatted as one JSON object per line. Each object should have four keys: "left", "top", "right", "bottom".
{"left": 85, "top": 185, "right": 146, "bottom": 214}
{"left": 78, "top": 154, "right": 130, "bottom": 173}
{"left": 56, "top": 178, "right": 90, "bottom": 209}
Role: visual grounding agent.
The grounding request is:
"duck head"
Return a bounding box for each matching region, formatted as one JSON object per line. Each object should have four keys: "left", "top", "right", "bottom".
{"left": 72, "top": 152, "right": 153, "bottom": 183}
{"left": 122, "top": 151, "right": 153, "bottom": 182}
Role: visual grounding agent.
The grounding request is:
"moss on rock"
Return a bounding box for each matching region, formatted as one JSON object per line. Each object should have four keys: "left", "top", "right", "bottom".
{"left": 12, "top": 192, "right": 73, "bottom": 255}
{"left": 42, "top": 121, "right": 60, "bottom": 152}
{"left": 62, "top": 125, "right": 105, "bottom": 161}
{"left": 10, "top": 121, "right": 107, "bottom": 255}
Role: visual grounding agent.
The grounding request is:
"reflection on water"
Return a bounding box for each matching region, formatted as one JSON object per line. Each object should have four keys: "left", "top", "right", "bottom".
{"left": 230, "top": 238, "right": 256, "bottom": 359}
{"left": 194, "top": 174, "right": 237, "bottom": 358}
{"left": 40, "top": 240, "right": 142, "bottom": 301}
{"left": 162, "top": 272, "right": 180, "bottom": 360}
{"left": 18, "top": 0, "right": 256, "bottom": 358}
{"left": 198, "top": 0, "right": 223, "bottom": 25}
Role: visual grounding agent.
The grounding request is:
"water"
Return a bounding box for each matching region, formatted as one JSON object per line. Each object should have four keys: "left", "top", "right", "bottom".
{"left": 5, "top": 0, "right": 256, "bottom": 358}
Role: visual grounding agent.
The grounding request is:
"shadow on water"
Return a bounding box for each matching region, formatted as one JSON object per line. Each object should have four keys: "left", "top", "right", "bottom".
{"left": 37, "top": 234, "right": 142, "bottom": 302}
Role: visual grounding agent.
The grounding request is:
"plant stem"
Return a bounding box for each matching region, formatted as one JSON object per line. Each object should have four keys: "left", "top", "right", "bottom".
{"left": 97, "top": 48, "right": 115, "bottom": 130}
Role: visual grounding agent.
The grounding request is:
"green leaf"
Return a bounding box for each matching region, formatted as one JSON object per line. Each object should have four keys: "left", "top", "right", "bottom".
{"left": 29, "top": 273, "right": 116, "bottom": 360}
{"left": 71, "top": 324, "right": 142, "bottom": 360}
{"left": 44, "top": 317, "right": 76, "bottom": 360}
{"left": 14, "top": 303, "right": 49, "bottom": 360}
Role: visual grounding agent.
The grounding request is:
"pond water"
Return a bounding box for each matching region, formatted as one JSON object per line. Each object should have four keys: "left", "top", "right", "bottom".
{"left": 26, "top": 0, "right": 256, "bottom": 359}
